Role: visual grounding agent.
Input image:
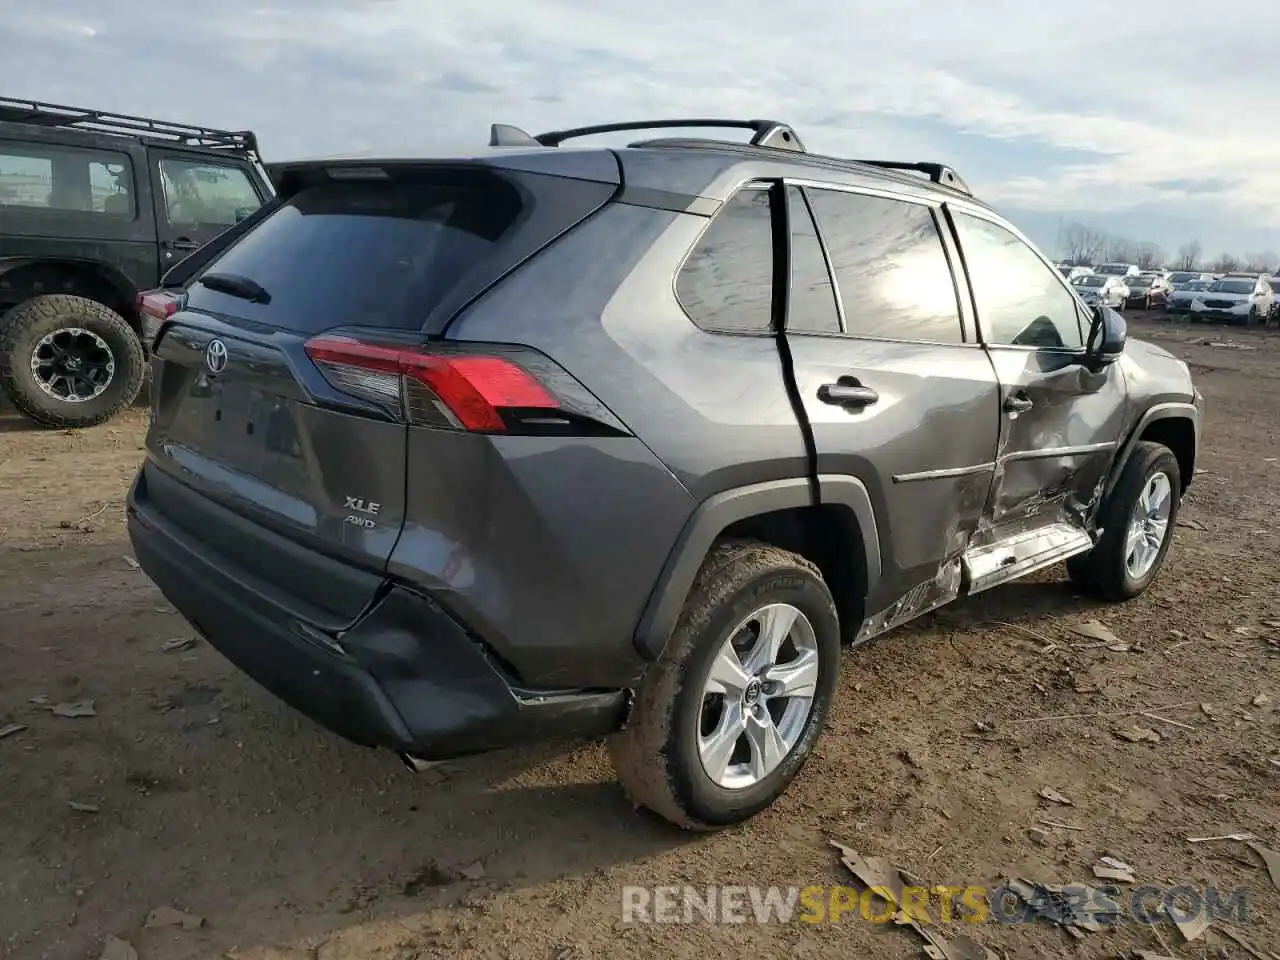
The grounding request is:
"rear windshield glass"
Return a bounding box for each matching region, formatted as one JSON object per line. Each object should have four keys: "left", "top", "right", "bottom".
{"left": 185, "top": 175, "right": 522, "bottom": 331}
{"left": 1074, "top": 276, "right": 1104, "bottom": 287}
{"left": 1128, "top": 277, "right": 1152, "bottom": 287}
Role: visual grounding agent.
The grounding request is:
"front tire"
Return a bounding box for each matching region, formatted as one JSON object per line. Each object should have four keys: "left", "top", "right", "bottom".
{"left": 1067, "top": 441, "right": 1181, "bottom": 600}
{"left": 0, "top": 295, "right": 145, "bottom": 428}
{"left": 610, "top": 540, "right": 840, "bottom": 830}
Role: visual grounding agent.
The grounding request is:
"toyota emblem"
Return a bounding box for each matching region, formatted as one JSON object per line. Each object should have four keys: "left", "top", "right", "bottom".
{"left": 205, "top": 339, "right": 228, "bottom": 375}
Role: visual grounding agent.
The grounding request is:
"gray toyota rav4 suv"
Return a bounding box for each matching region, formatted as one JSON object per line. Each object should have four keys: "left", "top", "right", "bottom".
{"left": 127, "top": 118, "right": 1203, "bottom": 829}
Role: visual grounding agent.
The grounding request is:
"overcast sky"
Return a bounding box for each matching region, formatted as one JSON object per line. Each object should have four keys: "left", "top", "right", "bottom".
{"left": 3, "top": 1, "right": 1278, "bottom": 259}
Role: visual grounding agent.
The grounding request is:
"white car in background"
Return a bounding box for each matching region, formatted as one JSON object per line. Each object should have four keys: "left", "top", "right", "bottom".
{"left": 1189, "top": 277, "right": 1274, "bottom": 326}
{"left": 1165, "top": 279, "right": 1214, "bottom": 315}
{"left": 1071, "top": 273, "right": 1129, "bottom": 309}
{"left": 1057, "top": 264, "right": 1094, "bottom": 281}
{"left": 1095, "top": 262, "right": 1141, "bottom": 278}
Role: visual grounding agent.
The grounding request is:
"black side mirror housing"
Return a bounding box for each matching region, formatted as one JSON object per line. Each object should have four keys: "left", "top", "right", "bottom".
{"left": 1085, "top": 305, "right": 1126, "bottom": 369}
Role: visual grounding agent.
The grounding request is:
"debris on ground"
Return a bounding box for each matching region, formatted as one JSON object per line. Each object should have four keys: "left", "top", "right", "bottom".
{"left": 1217, "top": 924, "right": 1275, "bottom": 959}
{"left": 50, "top": 700, "right": 96, "bottom": 718}
{"left": 144, "top": 905, "right": 205, "bottom": 930}
{"left": 28, "top": 694, "right": 49, "bottom": 705}
{"left": 1186, "top": 832, "right": 1256, "bottom": 843}
{"left": 1003, "top": 877, "right": 1120, "bottom": 938}
{"left": 161, "top": 637, "right": 198, "bottom": 653}
{"left": 1071, "top": 620, "right": 1122, "bottom": 645}
{"left": 460, "top": 860, "right": 486, "bottom": 880}
{"left": 68, "top": 801, "right": 100, "bottom": 813}
{"left": 1180, "top": 518, "right": 1207, "bottom": 530}
{"left": 1253, "top": 692, "right": 1271, "bottom": 708}
{"left": 99, "top": 935, "right": 138, "bottom": 960}
{"left": 1115, "top": 725, "right": 1162, "bottom": 743}
{"left": 1246, "top": 842, "right": 1280, "bottom": 892}
{"left": 121, "top": 555, "right": 140, "bottom": 570}
{"left": 0, "top": 722, "right": 27, "bottom": 740}
{"left": 1037, "top": 787, "right": 1073, "bottom": 806}
{"left": 1091, "top": 856, "right": 1136, "bottom": 883}
{"left": 830, "top": 841, "right": 998, "bottom": 959}
{"left": 1172, "top": 905, "right": 1210, "bottom": 942}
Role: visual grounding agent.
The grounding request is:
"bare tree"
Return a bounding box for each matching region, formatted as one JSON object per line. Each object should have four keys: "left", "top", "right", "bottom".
{"left": 1060, "top": 222, "right": 1106, "bottom": 265}
{"left": 1212, "top": 253, "right": 1241, "bottom": 273}
{"left": 1103, "top": 235, "right": 1138, "bottom": 263}
{"left": 1244, "top": 250, "right": 1278, "bottom": 274}
{"left": 1135, "top": 243, "right": 1164, "bottom": 270}
{"left": 1174, "top": 240, "right": 1202, "bottom": 271}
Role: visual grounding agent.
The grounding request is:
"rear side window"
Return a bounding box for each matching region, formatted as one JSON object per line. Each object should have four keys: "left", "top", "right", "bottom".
{"left": 185, "top": 175, "right": 523, "bottom": 332}
{"left": 676, "top": 184, "right": 774, "bottom": 333}
{"left": 0, "top": 143, "right": 134, "bottom": 216}
{"left": 805, "top": 188, "right": 963, "bottom": 344}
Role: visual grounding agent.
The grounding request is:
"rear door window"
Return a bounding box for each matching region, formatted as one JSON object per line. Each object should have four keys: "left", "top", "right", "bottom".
{"left": 0, "top": 143, "right": 134, "bottom": 216}
{"left": 185, "top": 175, "right": 525, "bottom": 332}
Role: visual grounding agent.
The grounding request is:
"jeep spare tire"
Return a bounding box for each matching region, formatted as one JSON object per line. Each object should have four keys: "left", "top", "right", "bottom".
{"left": 0, "top": 295, "right": 145, "bottom": 428}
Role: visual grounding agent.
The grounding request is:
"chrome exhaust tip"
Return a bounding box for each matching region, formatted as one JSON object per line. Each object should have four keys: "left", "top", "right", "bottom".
{"left": 399, "top": 753, "right": 439, "bottom": 773}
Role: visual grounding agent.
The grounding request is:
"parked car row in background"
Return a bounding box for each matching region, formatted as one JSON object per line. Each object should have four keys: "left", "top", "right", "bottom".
{"left": 1056, "top": 261, "right": 1280, "bottom": 325}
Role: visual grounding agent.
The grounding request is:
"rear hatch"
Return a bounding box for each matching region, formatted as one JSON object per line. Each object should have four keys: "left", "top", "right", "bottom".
{"left": 141, "top": 158, "right": 619, "bottom": 625}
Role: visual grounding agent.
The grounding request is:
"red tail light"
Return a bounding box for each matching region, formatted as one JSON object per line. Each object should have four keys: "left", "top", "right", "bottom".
{"left": 137, "top": 289, "right": 183, "bottom": 321}
{"left": 304, "top": 335, "right": 561, "bottom": 433}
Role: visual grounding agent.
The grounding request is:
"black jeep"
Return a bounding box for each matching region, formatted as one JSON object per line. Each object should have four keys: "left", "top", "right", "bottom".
{"left": 0, "top": 97, "right": 273, "bottom": 428}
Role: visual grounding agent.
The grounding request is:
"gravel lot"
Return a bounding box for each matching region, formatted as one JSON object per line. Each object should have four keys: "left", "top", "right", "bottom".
{"left": 2, "top": 316, "right": 1278, "bottom": 960}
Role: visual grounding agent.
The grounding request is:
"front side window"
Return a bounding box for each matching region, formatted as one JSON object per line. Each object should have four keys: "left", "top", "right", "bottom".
{"left": 952, "top": 212, "right": 1084, "bottom": 350}
{"left": 159, "top": 157, "right": 262, "bottom": 230}
{"left": 0, "top": 143, "right": 134, "bottom": 216}
{"left": 676, "top": 184, "right": 774, "bottom": 334}
{"left": 805, "top": 188, "right": 963, "bottom": 343}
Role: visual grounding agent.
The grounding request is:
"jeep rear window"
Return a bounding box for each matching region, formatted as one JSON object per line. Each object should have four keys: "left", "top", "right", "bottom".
{"left": 185, "top": 174, "right": 523, "bottom": 332}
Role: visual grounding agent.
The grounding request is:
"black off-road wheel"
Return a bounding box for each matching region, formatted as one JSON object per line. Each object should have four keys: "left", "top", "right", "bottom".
{"left": 1067, "top": 441, "right": 1181, "bottom": 600}
{"left": 609, "top": 540, "right": 841, "bottom": 830}
{"left": 0, "top": 295, "right": 145, "bottom": 428}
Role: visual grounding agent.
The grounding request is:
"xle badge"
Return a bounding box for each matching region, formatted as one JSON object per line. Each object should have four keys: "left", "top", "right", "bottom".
{"left": 343, "top": 496, "right": 381, "bottom": 529}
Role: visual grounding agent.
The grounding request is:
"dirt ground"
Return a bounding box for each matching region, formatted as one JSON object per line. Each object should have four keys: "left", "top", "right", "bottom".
{"left": 1, "top": 316, "right": 1277, "bottom": 960}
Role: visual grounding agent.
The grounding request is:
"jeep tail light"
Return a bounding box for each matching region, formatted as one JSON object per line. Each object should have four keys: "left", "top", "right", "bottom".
{"left": 137, "top": 289, "right": 183, "bottom": 321}
{"left": 303, "top": 334, "right": 624, "bottom": 436}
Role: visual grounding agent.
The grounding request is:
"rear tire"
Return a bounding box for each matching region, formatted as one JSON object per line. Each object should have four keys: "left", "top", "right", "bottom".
{"left": 1067, "top": 441, "right": 1181, "bottom": 600}
{"left": 609, "top": 540, "right": 840, "bottom": 830}
{"left": 0, "top": 295, "right": 144, "bottom": 428}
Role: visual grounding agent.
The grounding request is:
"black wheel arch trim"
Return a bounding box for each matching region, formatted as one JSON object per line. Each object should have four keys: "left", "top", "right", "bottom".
{"left": 0, "top": 256, "right": 141, "bottom": 330}
{"left": 632, "top": 475, "right": 882, "bottom": 661}
{"left": 1101, "top": 401, "right": 1200, "bottom": 503}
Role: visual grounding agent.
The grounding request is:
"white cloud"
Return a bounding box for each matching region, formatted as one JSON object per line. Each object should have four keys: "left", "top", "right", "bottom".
{"left": 3, "top": 0, "right": 1279, "bottom": 241}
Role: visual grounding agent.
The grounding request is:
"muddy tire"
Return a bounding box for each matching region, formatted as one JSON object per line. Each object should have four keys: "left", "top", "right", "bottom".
{"left": 0, "top": 295, "right": 145, "bottom": 429}
{"left": 1067, "top": 441, "right": 1181, "bottom": 600}
{"left": 609, "top": 540, "right": 840, "bottom": 830}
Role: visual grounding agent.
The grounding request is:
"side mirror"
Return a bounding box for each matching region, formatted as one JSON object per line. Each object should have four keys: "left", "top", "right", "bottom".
{"left": 1086, "top": 305, "right": 1126, "bottom": 368}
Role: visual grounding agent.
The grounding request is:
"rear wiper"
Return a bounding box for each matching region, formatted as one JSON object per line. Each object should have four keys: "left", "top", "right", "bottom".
{"left": 198, "top": 272, "right": 271, "bottom": 304}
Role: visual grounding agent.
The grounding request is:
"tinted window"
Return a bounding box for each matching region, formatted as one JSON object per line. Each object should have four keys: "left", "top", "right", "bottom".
{"left": 806, "top": 189, "right": 962, "bottom": 343}
{"left": 0, "top": 143, "right": 134, "bottom": 216}
{"left": 952, "top": 213, "right": 1084, "bottom": 350}
{"left": 159, "top": 157, "right": 261, "bottom": 229}
{"left": 785, "top": 187, "right": 840, "bottom": 334}
{"left": 186, "top": 176, "right": 524, "bottom": 332}
{"left": 677, "top": 185, "right": 774, "bottom": 333}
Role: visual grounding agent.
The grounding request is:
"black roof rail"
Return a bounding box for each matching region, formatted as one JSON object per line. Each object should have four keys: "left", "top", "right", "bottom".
{"left": 533, "top": 118, "right": 806, "bottom": 153}
{"left": 851, "top": 160, "right": 971, "bottom": 195}
{"left": 0, "top": 96, "right": 260, "bottom": 156}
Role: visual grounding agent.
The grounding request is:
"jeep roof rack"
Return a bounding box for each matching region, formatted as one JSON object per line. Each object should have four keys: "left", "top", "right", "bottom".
{"left": 489, "top": 117, "right": 972, "bottom": 196}
{"left": 0, "top": 96, "right": 260, "bottom": 156}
